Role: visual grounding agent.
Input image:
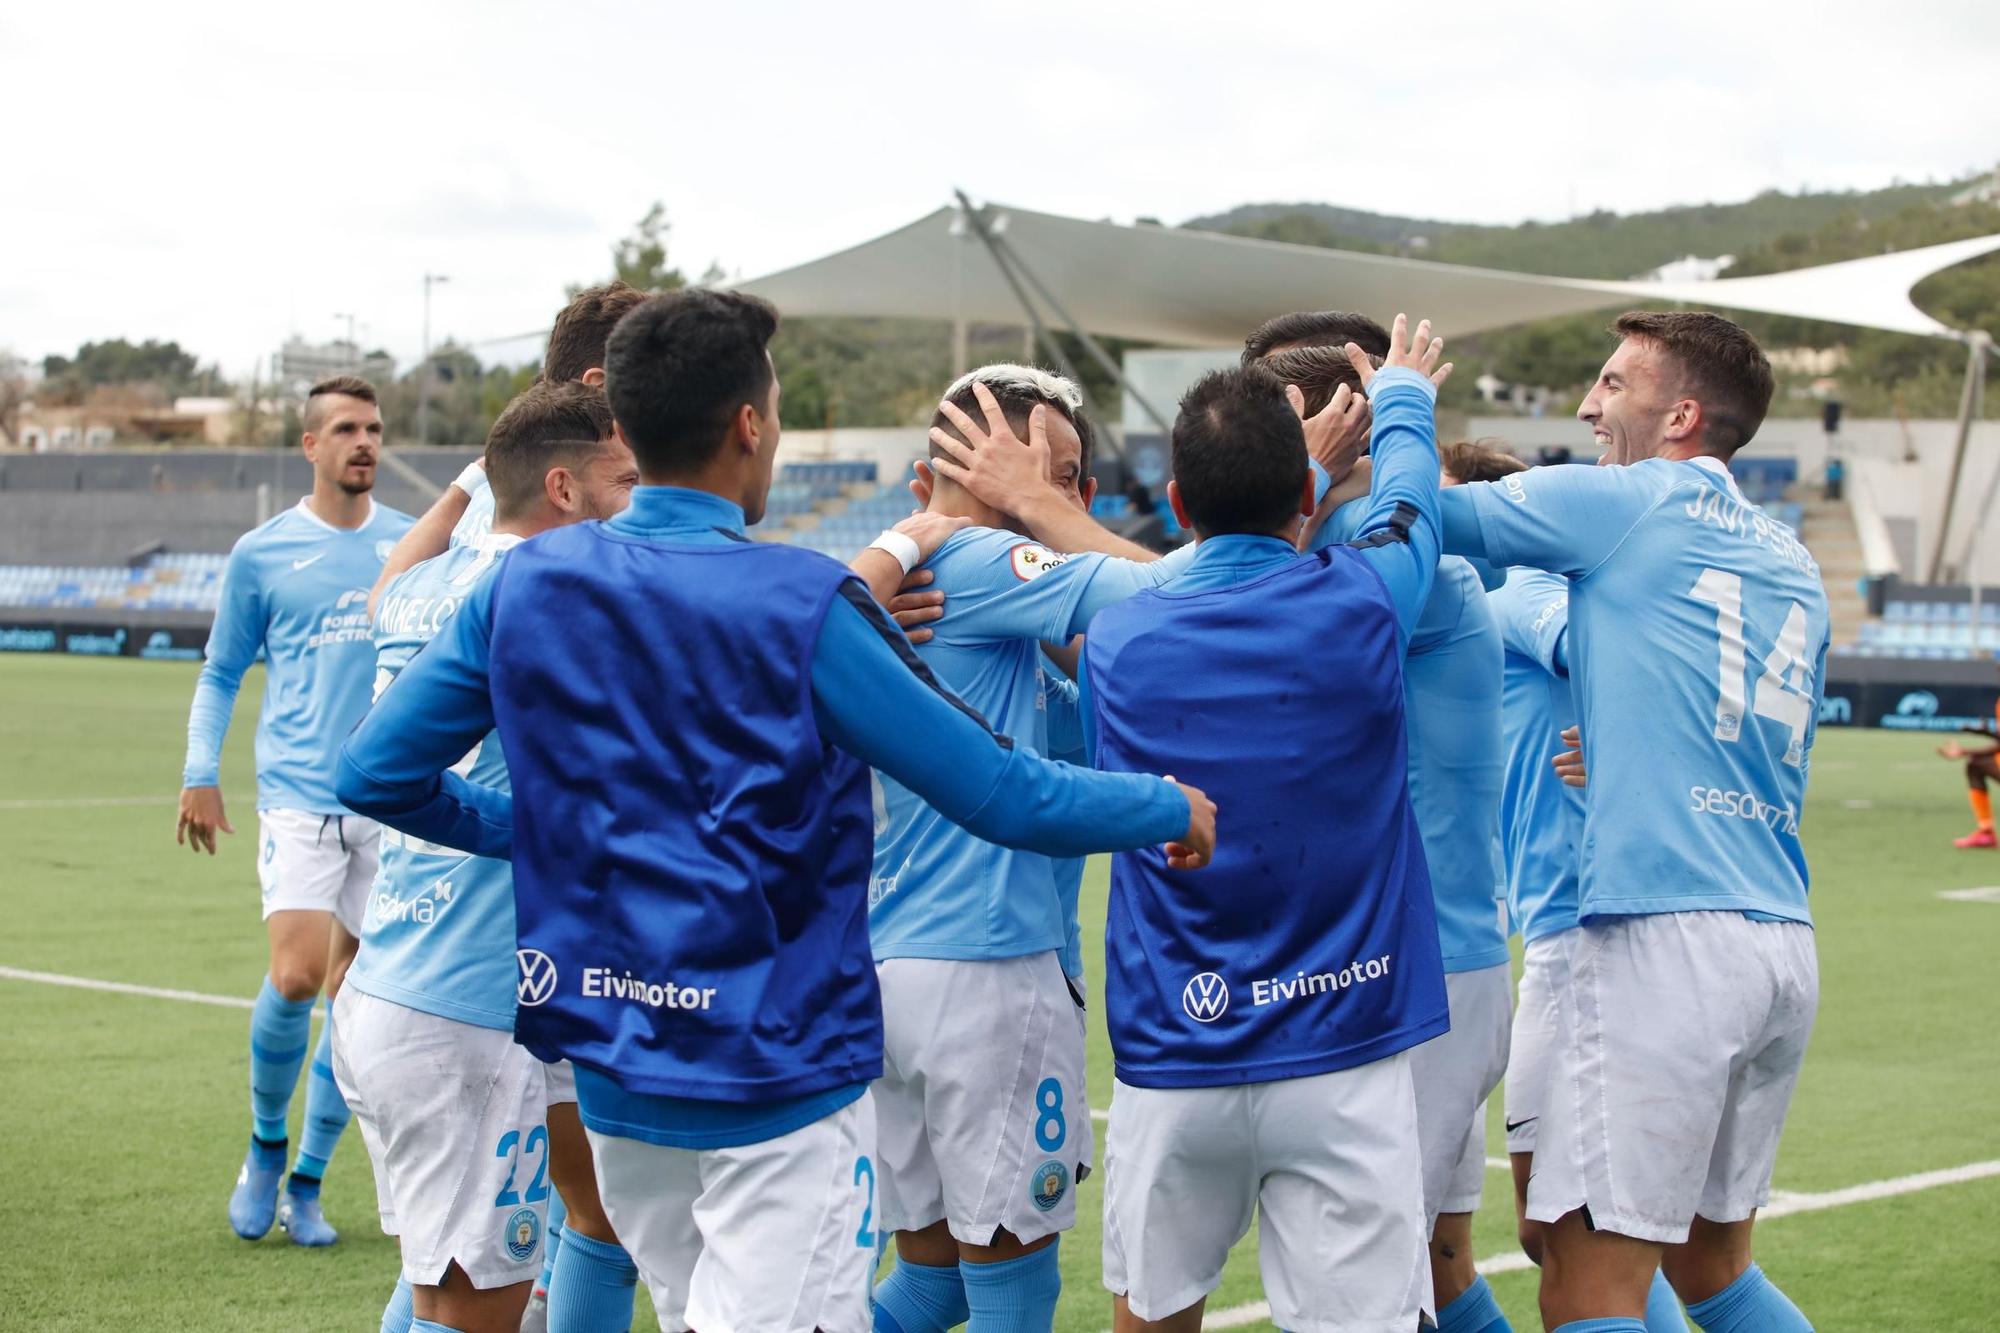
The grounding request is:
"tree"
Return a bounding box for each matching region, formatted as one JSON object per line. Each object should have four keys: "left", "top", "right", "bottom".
{"left": 613, "top": 202, "right": 686, "bottom": 292}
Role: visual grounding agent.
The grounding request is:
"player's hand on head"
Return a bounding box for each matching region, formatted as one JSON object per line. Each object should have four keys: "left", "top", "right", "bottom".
{"left": 892, "top": 511, "right": 971, "bottom": 564}
{"left": 1286, "top": 382, "right": 1370, "bottom": 486}
{"left": 1552, "top": 725, "right": 1586, "bottom": 788}
{"left": 929, "top": 386, "right": 1055, "bottom": 513}
{"left": 175, "top": 785, "right": 234, "bottom": 855}
{"left": 888, "top": 568, "right": 946, "bottom": 645}
{"left": 908, "top": 459, "right": 937, "bottom": 509}
{"left": 1346, "top": 313, "right": 1451, "bottom": 391}
{"left": 1163, "top": 775, "right": 1217, "bottom": 871}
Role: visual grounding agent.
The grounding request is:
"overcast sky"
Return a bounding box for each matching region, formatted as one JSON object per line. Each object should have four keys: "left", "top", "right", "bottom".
{"left": 7, "top": 0, "right": 1997, "bottom": 382}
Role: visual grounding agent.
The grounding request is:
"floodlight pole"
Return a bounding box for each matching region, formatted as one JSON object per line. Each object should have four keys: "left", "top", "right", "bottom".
{"left": 1929, "top": 330, "right": 1991, "bottom": 582}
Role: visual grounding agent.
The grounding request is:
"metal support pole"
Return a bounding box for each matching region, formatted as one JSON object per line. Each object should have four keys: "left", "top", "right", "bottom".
{"left": 950, "top": 192, "right": 1099, "bottom": 427}
{"left": 1927, "top": 331, "right": 1989, "bottom": 582}
{"left": 988, "top": 230, "right": 1177, "bottom": 441}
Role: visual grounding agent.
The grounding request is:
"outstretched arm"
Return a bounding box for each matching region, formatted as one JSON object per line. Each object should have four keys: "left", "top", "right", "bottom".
{"left": 369, "top": 464, "right": 482, "bottom": 614}
{"left": 336, "top": 576, "right": 512, "bottom": 857}
{"left": 1339, "top": 315, "right": 1451, "bottom": 639}
{"left": 811, "top": 584, "right": 1214, "bottom": 866}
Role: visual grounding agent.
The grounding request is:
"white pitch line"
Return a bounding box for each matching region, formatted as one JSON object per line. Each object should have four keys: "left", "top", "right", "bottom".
{"left": 0, "top": 965, "right": 255, "bottom": 1009}
{"left": 1198, "top": 1159, "right": 2000, "bottom": 1329}
{"left": 0, "top": 795, "right": 176, "bottom": 811}
{"left": 1939, "top": 886, "right": 2000, "bottom": 904}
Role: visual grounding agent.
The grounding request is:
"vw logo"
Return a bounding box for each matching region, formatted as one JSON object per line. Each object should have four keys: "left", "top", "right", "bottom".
{"left": 517, "top": 949, "right": 559, "bottom": 1007}
{"left": 1181, "top": 971, "right": 1230, "bottom": 1023}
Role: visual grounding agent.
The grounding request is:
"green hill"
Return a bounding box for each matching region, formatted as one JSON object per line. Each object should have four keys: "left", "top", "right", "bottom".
{"left": 1183, "top": 180, "right": 1973, "bottom": 280}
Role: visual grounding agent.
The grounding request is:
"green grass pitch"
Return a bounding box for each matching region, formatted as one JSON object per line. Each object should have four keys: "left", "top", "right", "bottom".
{"left": 3, "top": 654, "right": 1997, "bottom": 1331}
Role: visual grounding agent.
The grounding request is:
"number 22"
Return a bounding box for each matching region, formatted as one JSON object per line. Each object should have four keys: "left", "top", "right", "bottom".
{"left": 494, "top": 1126, "right": 550, "bottom": 1207}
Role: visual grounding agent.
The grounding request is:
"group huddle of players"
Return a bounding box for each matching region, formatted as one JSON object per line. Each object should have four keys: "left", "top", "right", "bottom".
{"left": 174, "top": 278, "right": 1829, "bottom": 1333}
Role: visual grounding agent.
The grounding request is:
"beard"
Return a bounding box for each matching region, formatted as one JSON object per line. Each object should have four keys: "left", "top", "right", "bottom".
{"left": 336, "top": 473, "right": 375, "bottom": 496}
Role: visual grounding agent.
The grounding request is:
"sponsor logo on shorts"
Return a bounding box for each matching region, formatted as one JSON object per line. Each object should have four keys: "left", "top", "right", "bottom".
{"left": 516, "top": 949, "right": 559, "bottom": 1007}
{"left": 1029, "top": 1159, "right": 1070, "bottom": 1212}
{"left": 503, "top": 1205, "right": 541, "bottom": 1261}
{"left": 1181, "top": 971, "right": 1230, "bottom": 1023}
{"left": 1249, "top": 954, "right": 1394, "bottom": 1008}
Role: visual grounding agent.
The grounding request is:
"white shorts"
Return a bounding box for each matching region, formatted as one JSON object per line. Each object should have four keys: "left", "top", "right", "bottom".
{"left": 330, "top": 988, "right": 551, "bottom": 1289}
{"left": 871, "top": 953, "right": 1089, "bottom": 1247}
{"left": 588, "top": 1094, "right": 877, "bottom": 1333}
{"left": 543, "top": 1058, "right": 577, "bottom": 1106}
{"left": 1102, "top": 1053, "right": 1430, "bottom": 1332}
{"left": 256, "top": 808, "right": 379, "bottom": 937}
{"left": 1409, "top": 963, "right": 1512, "bottom": 1223}
{"left": 1504, "top": 931, "right": 1568, "bottom": 1155}
{"left": 1526, "top": 911, "right": 1818, "bottom": 1244}
{"left": 1066, "top": 971, "right": 1094, "bottom": 1179}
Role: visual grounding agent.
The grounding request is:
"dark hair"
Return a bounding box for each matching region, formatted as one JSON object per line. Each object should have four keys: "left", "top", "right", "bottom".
{"left": 1611, "top": 310, "right": 1774, "bottom": 455}
{"left": 603, "top": 289, "right": 778, "bottom": 475}
{"left": 484, "top": 381, "right": 616, "bottom": 521}
{"left": 1440, "top": 439, "right": 1528, "bottom": 484}
{"left": 1171, "top": 366, "right": 1307, "bottom": 537}
{"left": 930, "top": 365, "right": 1095, "bottom": 479}
{"left": 544, "top": 281, "right": 650, "bottom": 383}
{"left": 304, "top": 374, "right": 377, "bottom": 432}
{"left": 1241, "top": 311, "right": 1392, "bottom": 365}
{"left": 1257, "top": 344, "right": 1376, "bottom": 417}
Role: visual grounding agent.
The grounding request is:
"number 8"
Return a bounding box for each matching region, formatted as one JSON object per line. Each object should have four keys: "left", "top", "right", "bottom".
{"left": 1033, "top": 1077, "right": 1066, "bottom": 1152}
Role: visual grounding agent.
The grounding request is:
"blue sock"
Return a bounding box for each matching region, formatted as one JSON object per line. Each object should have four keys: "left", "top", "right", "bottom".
{"left": 1439, "top": 1274, "right": 1512, "bottom": 1333}
{"left": 291, "top": 998, "right": 349, "bottom": 1186}
{"left": 547, "top": 1228, "right": 638, "bottom": 1333}
{"left": 1646, "top": 1269, "right": 1686, "bottom": 1332}
{"left": 380, "top": 1275, "right": 413, "bottom": 1333}
{"left": 874, "top": 1257, "right": 970, "bottom": 1333}
{"left": 1685, "top": 1264, "right": 1811, "bottom": 1333}
{"left": 959, "top": 1242, "right": 1060, "bottom": 1333}
{"left": 1553, "top": 1321, "right": 1648, "bottom": 1333}
{"left": 248, "top": 978, "right": 314, "bottom": 1142}
{"left": 539, "top": 1188, "right": 567, "bottom": 1293}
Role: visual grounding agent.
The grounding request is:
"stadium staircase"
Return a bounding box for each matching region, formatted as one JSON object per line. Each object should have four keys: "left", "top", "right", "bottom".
{"left": 1794, "top": 494, "right": 1869, "bottom": 648}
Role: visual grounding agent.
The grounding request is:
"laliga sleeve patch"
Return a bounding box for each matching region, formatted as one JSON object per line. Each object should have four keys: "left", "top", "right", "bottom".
{"left": 1009, "top": 543, "right": 1070, "bottom": 582}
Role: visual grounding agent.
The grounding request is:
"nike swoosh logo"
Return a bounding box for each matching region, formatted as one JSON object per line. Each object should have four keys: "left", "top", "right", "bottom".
{"left": 1505, "top": 1117, "right": 1537, "bottom": 1134}
{"left": 291, "top": 554, "right": 326, "bottom": 571}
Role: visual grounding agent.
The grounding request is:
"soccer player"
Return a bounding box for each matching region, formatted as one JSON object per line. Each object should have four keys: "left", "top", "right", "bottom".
{"left": 1935, "top": 691, "right": 2000, "bottom": 847}
{"left": 333, "top": 288, "right": 1217, "bottom": 1333}
{"left": 1489, "top": 560, "right": 1687, "bottom": 1333}
{"left": 333, "top": 381, "right": 637, "bottom": 1333}
{"left": 1248, "top": 342, "right": 1514, "bottom": 1333}
{"left": 846, "top": 364, "right": 1199, "bottom": 1333}
{"left": 176, "top": 375, "right": 416, "bottom": 1246}
{"left": 1437, "top": 311, "right": 1826, "bottom": 1333}
{"left": 369, "top": 281, "right": 649, "bottom": 611}
{"left": 1240, "top": 309, "right": 1391, "bottom": 364}
{"left": 1081, "top": 319, "right": 1453, "bottom": 1333}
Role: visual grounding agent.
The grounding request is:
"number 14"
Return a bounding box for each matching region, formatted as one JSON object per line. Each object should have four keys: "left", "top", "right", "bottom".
{"left": 1690, "top": 568, "right": 1812, "bottom": 768}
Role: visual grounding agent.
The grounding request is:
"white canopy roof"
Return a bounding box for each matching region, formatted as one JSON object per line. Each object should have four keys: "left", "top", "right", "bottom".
{"left": 737, "top": 202, "right": 2000, "bottom": 345}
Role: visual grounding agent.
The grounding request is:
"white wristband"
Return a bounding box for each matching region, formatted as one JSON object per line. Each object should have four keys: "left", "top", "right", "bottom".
{"left": 452, "top": 460, "right": 489, "bottom": 497}
{"left": 867, "top": 529, "right": 922, "bottom": 575}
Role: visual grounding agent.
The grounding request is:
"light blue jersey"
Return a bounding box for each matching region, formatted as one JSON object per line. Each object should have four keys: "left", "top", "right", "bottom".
{"left": 1487, "top": 567, "right": 1585, "bottom": 942}
{"left": 869, "top": 528, "right": 1197, "bottom": 961}
{"left": 1045, "top": 669, "right": 1088, "bottom": 980}
{"left": 450, "top": 482, "right": 495, "bottom": 547}
{"left": 184, "top": 498, "right": 415, "bottom": 813}
{"left": 1315, "top": 508, "right": 1509, "bottom": 973}
{"left": 345, "top": 534, "right": 521, "bottom": 1030}
{"left": 1441, "top": 457, "right": 1830, "bottom": 923}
